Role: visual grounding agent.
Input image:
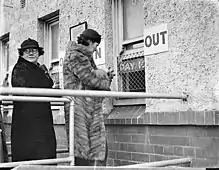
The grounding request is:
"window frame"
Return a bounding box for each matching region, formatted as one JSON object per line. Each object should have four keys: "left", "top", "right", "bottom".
{"left": 115, "top": 0, "right": 144, "bottom": 47}
{"left": 38, "top": 11, "right": 61, "bottom": 110}
{"left": 112, "top": 0, "right": 146, "bottom": 103}
{"left": 43, "top": 16, "right": 59, "bottom": 67}
{"left": 113, "top": 0, "right": 145, "bottom": 64}
{"left": 113, "top": 0, "right": 145, "bottom": 83}
{"left": 0, "top": 32, "right": 10, "bottom": 84}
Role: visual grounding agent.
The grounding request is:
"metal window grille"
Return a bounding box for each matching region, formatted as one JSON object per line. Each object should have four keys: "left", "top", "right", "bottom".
{"left": 118, "top": 56, "right": 145, "bottom": 92}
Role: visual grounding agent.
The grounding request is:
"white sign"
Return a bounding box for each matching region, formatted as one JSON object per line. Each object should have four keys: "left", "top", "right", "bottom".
{"left": 93, "top": 40, "right": 105, "bottom": 66}
{"left": 144, "top": 24, "right": 168, "bottom": 56}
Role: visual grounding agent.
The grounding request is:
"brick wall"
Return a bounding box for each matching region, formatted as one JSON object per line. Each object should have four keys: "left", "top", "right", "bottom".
{"left": 105, "top": 105, "right": 219, "bottom": 168}
{"left": 106, "top": 125, "right": 219, "bottom": 167}
{"left": 3, "top": 105, "right": 219, "bottom": 168}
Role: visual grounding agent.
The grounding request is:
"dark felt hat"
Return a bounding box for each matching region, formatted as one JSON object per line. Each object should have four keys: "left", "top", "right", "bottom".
{"left": 18, "top": 38, "right": 43, "bottom": 50}
{"left": 81, "top": 29, "right": 101, "bottom": 44}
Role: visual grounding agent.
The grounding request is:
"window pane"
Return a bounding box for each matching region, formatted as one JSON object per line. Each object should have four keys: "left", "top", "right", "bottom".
{"left": 51, "top": 23, "right": 59, "bottom": 60}
{"left": 123, "top": 0, "right": 144, "bottom": 40}
{"left": 2, "top": 42, "right": 9, "bottom": 72}
{"left": 1, "top": 41, "right": 11, "bottom": 87}
{"left": 2, "top": 41, "right": 15, "bottom": 72}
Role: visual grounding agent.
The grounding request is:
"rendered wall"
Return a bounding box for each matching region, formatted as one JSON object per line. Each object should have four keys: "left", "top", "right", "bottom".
{"left": 6, "top": 0, "right": 113, "bottom": 73}
{"left": 3, "top": 0, "right": 219, "bottom": 168}
{"left": 144, "top": 0, "right": 219, "bottom": 111}
{"left": 4, "top": 0, "right": 113, "bottom": 114}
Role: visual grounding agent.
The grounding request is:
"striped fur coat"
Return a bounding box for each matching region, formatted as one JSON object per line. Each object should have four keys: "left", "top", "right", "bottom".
{"left": 63, "top": 41, "right": 111, "bottom": 161}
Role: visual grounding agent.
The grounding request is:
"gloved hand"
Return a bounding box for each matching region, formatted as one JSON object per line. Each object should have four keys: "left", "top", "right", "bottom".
{"left": 40, "top": 64, "right": 49, "bottom": 74}
{"left": 92, "top": 69, "right": 111, "bottom": 91}
{"left": 94, "top": 69, "right": 109, "bottom": 79}
{"left": 107, "top": 67, "right": 115, "bottom": 83}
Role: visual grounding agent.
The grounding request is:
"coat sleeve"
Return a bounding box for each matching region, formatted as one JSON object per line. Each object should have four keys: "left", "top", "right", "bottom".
{"left": 66, "top": 43, "right": 111, "bottom": 91}
{"left": 11, "top": 63, "right": 32, "bottom": 87}
{"left": 39, "top": 64, "right": 54, "bottom": 88}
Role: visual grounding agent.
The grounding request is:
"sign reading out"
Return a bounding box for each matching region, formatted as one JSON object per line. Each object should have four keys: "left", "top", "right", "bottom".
{"left": 144, "top": 24, "right": 168, "bottom": 56}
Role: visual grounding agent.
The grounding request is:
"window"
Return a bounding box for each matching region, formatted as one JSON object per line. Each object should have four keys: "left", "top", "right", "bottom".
{"left": 47, "top": 21, "right": 60, "bottom": 88}
{"left": 123, "top": 0, "right": 144, "bottom": 41}
{"left": 113, "top": 0, "right": 145, "bottom": 92}
{"left": 44, "top": 18, "right": 59, "bottom": 64}
{"left": 50, "top": 22, "right": 59, "bottom": 61}
{"left": 0, "top": 33, "right": 10, "bottom": 86}
{"left": 38, "top": 10, "right": 60, "bottom": 88}
{"left": 2, "top": 38, "right": 9, "bottom": 73}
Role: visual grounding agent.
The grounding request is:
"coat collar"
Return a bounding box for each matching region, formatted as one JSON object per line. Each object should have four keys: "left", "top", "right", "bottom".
{"left": 18, "top": 56, "right": 40, "bottom": 68}
{"left": 68, "top": 41, "right": 93, "bottom": 57}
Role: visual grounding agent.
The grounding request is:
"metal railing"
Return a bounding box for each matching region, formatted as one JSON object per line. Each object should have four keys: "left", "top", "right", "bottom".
{"left": 120, "top": 157, "right": 192, "bottom": 168}
{"left": 0, "top": 87, "right": 188, "bottom": 100}
{"left": 0, "top": 87, "right": 188, "bottom": 168}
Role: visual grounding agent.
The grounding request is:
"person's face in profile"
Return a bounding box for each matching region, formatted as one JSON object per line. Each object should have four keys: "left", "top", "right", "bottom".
{"left": 87, "top": 40, "right": 99, "bottom": 53}
{"left": 22, "top": 48, "right": 39, "bottom": 64}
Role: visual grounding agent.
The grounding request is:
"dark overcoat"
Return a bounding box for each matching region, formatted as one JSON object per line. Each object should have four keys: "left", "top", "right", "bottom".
{"left": 11, "top": 57, "right": 56, "bottom": 161}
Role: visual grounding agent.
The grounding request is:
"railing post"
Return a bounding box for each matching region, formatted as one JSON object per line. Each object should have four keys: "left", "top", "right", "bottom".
{"left": 69, "top": 98, "right": 74, "bottom": 166}
{"left": 0, "top": 130, "right": 3, "bottom": 163}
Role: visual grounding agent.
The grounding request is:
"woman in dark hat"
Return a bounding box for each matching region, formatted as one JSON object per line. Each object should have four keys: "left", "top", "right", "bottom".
{"left": 63, "top": 29, "right": 114, "bottom": 166}
{"left": 11, "top": 38, "right": 56, "bottom": 162}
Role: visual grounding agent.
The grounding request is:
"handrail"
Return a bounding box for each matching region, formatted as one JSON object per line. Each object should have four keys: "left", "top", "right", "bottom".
{"left": 0, "top": 93, "right": 74, "bottom": 168}
{"left": 1, "top": 101, "right": 65, "bottom": 106}
{"left": 120, "top": 157, "right": 192, "bottom": 167}
{"left": 0, "top": 87, "right": 188, "bottom": 100}
{"left": 0, "top": 87, "right": 189, "bottom": 168}
{"left": 0, "top": 96, "right": 69, "bottom": 102}
{"left": 0, "top": 158, "right": 72, "bottom": 168}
